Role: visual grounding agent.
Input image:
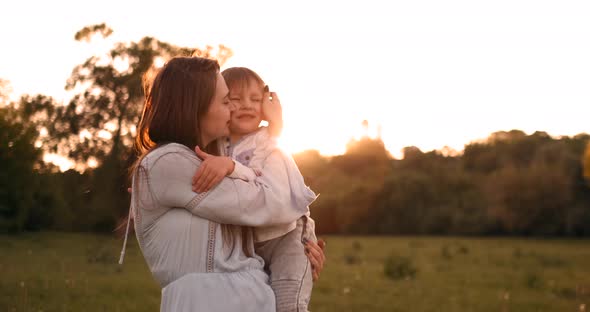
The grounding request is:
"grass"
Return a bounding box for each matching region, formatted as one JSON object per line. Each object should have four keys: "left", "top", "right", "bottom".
{"left": 1, "top": 233, "right": 589, "bottom": 311}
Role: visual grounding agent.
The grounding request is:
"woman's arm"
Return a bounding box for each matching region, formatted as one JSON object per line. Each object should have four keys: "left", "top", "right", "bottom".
{"left": 149, "top": 150, "right": 307, "bottom": 227}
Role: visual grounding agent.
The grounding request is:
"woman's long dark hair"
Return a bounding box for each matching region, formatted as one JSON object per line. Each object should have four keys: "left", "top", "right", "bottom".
{"left": 130, "top": 56, "right": 252, "bottom": 256}
{"left": 135, "top": 56, "right": 219, "bottom": 158}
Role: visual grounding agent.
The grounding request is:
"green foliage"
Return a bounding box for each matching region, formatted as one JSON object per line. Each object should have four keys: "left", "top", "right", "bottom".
{"left": 584, "top": 142, "right": 590, "bottom": 184}
{"left": 0, "top": 26, "right": 235, "bottom": 233}
{"left": 344, "top": 136, "right": 391, "bottom": 160}
{"left": 74, "top": 23, "right": 113, "bottom": 41}
{"left": 359, "top": 150, "right": 490, "bottom": 235}
{"left": 463, "top": 130, "right": 553, "bottom": 173}
{"left": 298, "top": 129, "right": 590, "bottom": 237}
{"left": 24, "top": 161, "right": 128, "bottom": 233}
{"left": 2, "top": 24, "right": 590, "bottom": 238}
{"left": 30, "top": 24, "right": 233, "bottom": 166}
{"left": 295, "top": 136, "right": 391, "bottom": 234}
{"left": 352, "top": 130, "right": 590, "bottom": 236}
{"left": 0, "top": 105, "right": 42, "bottom": 233}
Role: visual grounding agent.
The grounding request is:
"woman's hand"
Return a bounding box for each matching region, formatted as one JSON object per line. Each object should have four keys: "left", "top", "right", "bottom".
{"left": 192, "top": 146, "right": 235, "bottom": 193}
{"left": 304, "top": 238, "right": 326, "bottom": 282}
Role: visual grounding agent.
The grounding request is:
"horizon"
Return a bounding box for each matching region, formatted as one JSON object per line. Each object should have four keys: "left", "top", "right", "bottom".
{"left": 37, "top": 126, "right": 588, "bottom": 172}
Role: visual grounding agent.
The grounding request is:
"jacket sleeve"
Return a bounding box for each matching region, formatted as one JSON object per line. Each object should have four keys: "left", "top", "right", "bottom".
{"left": 227, "top": 160, "right": 258, "bottom": 181}
{"left": 248, "top": 127, "right": 278, "bottom": 171}
{"left": 148, "top": 151, "right": 307, "bottom": 227}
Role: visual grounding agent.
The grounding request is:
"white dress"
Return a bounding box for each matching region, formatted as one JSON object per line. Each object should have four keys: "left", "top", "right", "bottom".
{"left": 128, "top": 143, "right": 309, "bottom": 311}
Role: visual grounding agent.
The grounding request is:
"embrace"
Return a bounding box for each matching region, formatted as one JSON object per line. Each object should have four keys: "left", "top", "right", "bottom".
{"left": 119, "top": 56, "right": 326, "bottom": 312}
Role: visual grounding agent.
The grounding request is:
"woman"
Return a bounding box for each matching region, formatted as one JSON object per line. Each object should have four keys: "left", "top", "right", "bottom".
{"left": 124, "top": 56, "right": 324, "bottom": 311}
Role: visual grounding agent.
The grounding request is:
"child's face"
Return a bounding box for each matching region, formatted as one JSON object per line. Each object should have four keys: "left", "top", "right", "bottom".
{"left": 228, "top": 79, "right": 264, "bottom": 136}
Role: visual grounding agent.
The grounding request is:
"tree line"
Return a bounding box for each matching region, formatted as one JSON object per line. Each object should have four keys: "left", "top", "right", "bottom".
{"left": 297, "top": 131, "right": 590, "bottom": 236}
{"left": 1, "top": 24, "right": 588, "bottom": 236}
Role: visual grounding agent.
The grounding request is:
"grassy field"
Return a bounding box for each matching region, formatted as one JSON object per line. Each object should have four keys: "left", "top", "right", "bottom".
{"left": 0, "top": 233, "right": 588, "bottom": 312}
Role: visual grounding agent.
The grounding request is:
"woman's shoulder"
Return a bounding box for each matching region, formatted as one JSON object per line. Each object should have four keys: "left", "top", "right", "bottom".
{"left": 141, "top": 143, "right": 198, "bottom": 169}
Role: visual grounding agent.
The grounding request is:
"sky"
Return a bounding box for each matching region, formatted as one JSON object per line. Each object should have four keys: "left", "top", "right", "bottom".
{"left": 1, "top": 0, "right": 589, "bottom": 163}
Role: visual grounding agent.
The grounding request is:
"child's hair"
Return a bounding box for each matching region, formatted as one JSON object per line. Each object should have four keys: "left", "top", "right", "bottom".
{"left": 221, "top": 67, "right": 265, "bottom": 92}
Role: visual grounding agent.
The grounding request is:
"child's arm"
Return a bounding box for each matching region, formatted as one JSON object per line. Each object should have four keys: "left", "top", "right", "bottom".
{"left": 254, "top": 90, "right": 317, "bottom": 208}
{"left": 246, "top": 89, "right": 284, "bottom": 172}
{"left": 249, "top": 130, "right": 317, "bottom": 209}
{"left": 192, "top": 145, "right": 259, "bottom": 193}
{"left": 228, "top": 158, "right": 259, "bottom": 180}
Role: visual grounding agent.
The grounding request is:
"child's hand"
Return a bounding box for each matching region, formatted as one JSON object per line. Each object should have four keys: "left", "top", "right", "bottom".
{"left": 192, "top": 146, "right": 235, "bottom": 193}
{"left": 304, "top": 238, "right": 326, "bottom": 282}
{"left": 262, "top": 89, "right": 283, "bottom": 137}
{"left": 262, "top": 90, "right": 282, "bottom": 122}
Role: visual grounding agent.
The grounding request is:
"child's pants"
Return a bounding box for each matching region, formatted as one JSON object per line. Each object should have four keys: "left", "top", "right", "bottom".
{"left": 255, "top": 216, "right": 317, "bottom": 312}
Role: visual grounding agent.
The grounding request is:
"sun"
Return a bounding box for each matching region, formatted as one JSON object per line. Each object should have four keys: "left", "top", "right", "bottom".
{"left": 276, "top": 120, "right": 349, "bottom": 156}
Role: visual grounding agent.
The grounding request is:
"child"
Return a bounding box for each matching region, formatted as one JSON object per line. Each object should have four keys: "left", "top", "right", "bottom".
{"left": 221, "top": 67, "right": 318, "bottom": 312}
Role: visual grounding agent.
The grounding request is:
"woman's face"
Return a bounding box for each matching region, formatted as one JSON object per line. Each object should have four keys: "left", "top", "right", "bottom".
{"left": 200, "top": 73, "right": 234, "bottom": 146}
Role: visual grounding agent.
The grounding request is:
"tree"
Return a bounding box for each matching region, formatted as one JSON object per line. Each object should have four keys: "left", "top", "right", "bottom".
{"left": 584, "top": 142, "right": 590, "bottom": 184}
{"left": 299, "top": 138, "right": 393, "bottom": 234}
{"left": 345, "top": 136, "right": 391, "bottom": 160}
{"left": 20, "top": 25, "right": 234, "bottom": 232}
{"left": 484, "top": 164, "right": 573, "bottom": 235}
{"left": 33, "top": 23, "right": 233, "bottom": 166}
{"left": 0, "top": 79, "right": 12, "bottom": 104}
{"left": 0, "top": 104, "right": 42, "bottom": 232}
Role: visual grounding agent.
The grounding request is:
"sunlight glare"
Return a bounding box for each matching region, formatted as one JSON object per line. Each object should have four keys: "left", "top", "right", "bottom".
{"left": 154, "top": 57, "right": 166, "bottom": 68}
{"left": 43, "top": 154, "right": 74, "bottom": 172}
{"left": 98, "top": 130, "right": 113, "bottom": 139}
{"left": 113, "top": 57, "right": 130, "bottom": 74}
{"left": 88, "top": 157, "right": 98, "bottom": 168}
